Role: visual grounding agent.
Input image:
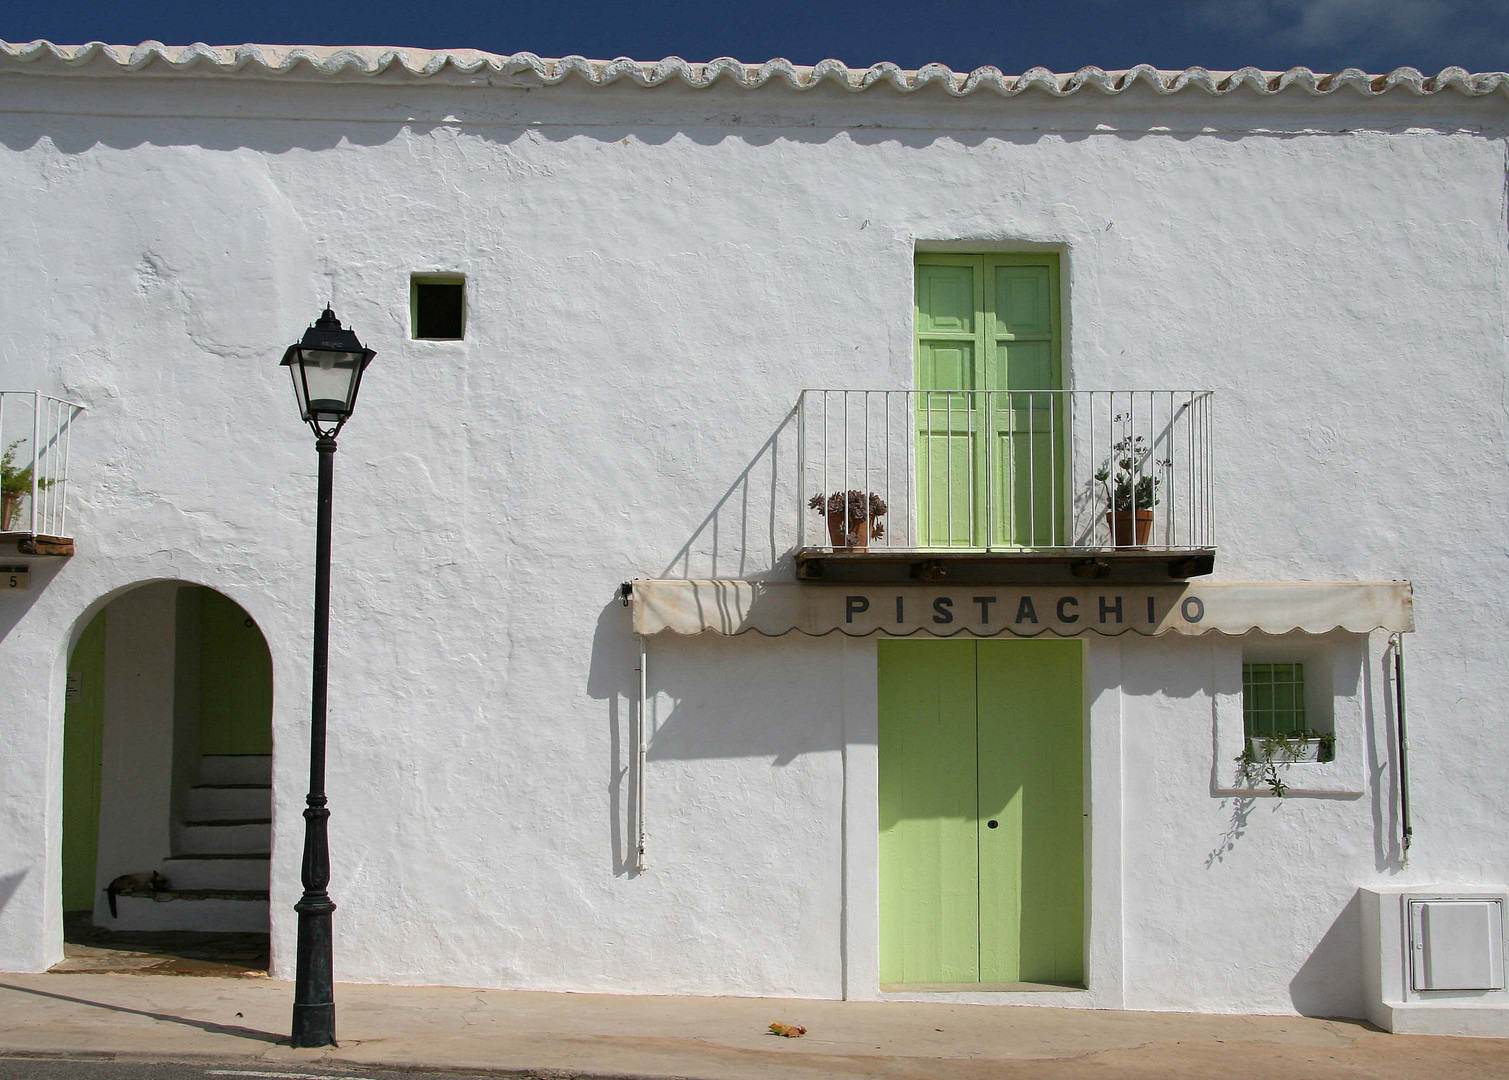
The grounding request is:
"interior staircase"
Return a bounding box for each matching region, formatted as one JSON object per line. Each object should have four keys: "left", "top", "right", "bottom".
{"left": 111, "top": 754, "right": 271, "bottom": 932}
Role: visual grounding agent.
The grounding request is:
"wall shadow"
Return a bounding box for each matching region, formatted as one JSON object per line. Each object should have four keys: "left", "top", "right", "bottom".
{"left": 1, "top": 66, "right": 1460, "bottom": 159}
{"left": 1205, "top": 794, "right": 1257, "bottom": 868}
{"left": 0, "top": 870, "right": 26, "bottom": 918}
{"left": 1370, "top": 636, "right": 1405, "bottom": 872}
{"left": 586, "top": 587, "right": 850, "bottom": 875}
{"left": 0, "top": 558, "right": 69, "bottom": 644}
{"left": 658, "top": 404, "right": 797, "bottom": 582}
{"left": 586, "top": 596, "right": 640, "bottom": 879}
{"left": 0, "top": 980, "right": 284, "bottom": 1044}
{"left": 0, "top": 105, "right": 1062, "bottom": 157}
{"left": 1289, "top": 891, "right": 1362, "bottom": 1018}
{"left": 1118, "top": 639, "right": 1208, "bottom": 701}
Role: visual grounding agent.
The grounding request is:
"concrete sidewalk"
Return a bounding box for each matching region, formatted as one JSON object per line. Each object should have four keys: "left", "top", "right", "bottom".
{"left": 2, "top": 973, "right": 1508, "bottom": 1080}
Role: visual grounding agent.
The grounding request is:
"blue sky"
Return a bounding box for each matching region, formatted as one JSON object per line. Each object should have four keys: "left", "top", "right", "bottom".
{"left": 2, "top": 1, "right": 1506, "bottom": 75}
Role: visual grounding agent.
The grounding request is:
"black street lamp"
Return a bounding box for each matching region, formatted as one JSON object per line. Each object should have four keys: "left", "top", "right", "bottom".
{"left": 280, "top": 307, "right": 375, "bottom": 1049}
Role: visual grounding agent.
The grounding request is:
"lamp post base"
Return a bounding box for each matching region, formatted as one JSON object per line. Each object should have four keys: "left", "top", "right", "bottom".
{"left": 291, "top": 791, "right": 337, "bottom": 1048}
{"left": 290, "top": 896, "right": 336, "bottom": 1047}
{"left": 290, "top": 1002, "right": 336, "bottom": 1049}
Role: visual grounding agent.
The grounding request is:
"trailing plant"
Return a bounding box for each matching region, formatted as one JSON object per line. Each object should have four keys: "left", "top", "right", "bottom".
{"left": 1, "top": 441, "right": 38, "bottom": 497}
{"left": 0, "top": 440, "right": 53, "bottom": 530}
{"left": 809, "top": 490, "right": 887, "bottom": 543}
{"left": 1093, "top": 422, "right": 1172, "bottom": 512}
{"left": 1236, "top": 729, "right": 1335, "bottom": 798}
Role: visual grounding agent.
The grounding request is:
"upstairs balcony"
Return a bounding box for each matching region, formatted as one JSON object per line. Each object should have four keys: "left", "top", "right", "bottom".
{"left": 1, "top": 391, "right": 85, "bottom": 559}
{"left": 795, "top": 389, "right": 1215, "bottom": 583}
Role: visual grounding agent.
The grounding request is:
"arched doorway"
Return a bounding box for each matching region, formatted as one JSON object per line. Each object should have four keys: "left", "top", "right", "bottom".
{"left": 59, "top": 581, "right": 272, "bottom": 973}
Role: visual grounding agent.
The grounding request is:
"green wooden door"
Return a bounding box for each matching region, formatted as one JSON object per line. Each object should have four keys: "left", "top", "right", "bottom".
{"left": 878, "top": 637, "right": 1084, "bottom": 986}
{"left": 878, "top": 639, "right": 980, "bottom": 983}
{"left": 197, "top": 588, "right": 274, "bottom": 756}
{"left": 62, "top": 610, "right": 106, "bottom": 912}
{"left": 915, "top": 255, "right": 1063, "bottom": 547}
{"left": 976, "top": 639, "right": 1084, "bottom": 984}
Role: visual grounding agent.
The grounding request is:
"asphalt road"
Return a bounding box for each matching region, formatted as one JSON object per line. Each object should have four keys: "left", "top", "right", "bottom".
{"left": 0, "top": 1061, "right": 584, "bottom": 1080}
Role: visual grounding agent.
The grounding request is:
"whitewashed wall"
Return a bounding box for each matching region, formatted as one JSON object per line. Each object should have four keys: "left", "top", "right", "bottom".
{"left": 90, "top": 582, "right": 178, "bottom": 927}
{"left": 0, "top": 68, "right": 1505, "bottom": 1018}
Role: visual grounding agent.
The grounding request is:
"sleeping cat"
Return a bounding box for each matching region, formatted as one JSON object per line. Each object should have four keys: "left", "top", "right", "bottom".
{"left": 105, "top": 871, "right": 169, "bottom": 918}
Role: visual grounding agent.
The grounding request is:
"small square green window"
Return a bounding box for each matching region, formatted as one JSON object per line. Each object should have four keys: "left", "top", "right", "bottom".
{"left": 411, "top": 275, "right": 465, "bottom": 340}
{"left": 1242, "top": 662, "right": 1306, "bottom": 738}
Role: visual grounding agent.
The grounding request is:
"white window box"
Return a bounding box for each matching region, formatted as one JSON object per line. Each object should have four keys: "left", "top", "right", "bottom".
{"left": 1246, "top": 736, "right": 1328, "bottom": 764}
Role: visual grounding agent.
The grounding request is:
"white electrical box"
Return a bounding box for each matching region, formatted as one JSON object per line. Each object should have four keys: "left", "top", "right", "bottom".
{"left": 1409, "top": 898, "right": 1506, "bottom": 991}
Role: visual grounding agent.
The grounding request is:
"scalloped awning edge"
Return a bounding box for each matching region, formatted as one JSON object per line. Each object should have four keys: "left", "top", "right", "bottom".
{"left": 1, "top": 41, "right": 1506, "bottom": 99}
{"left": 629, "top": 580, "right": 1416, "bottom": 638}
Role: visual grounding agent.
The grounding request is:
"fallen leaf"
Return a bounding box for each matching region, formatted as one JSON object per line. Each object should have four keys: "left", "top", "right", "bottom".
{"left": 768, "top": 1022, "right": 807, "bottom": 1038}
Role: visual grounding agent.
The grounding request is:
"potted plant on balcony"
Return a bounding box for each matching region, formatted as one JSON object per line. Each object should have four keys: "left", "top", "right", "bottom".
{"left": 1094, "top": 431, "right": 1171, "bottom": 548}
{"left": 0, "top": 440, "right": 49, "bottom": 533}
{"left": 809, "top": 490, "right": 887, "bottom": 551}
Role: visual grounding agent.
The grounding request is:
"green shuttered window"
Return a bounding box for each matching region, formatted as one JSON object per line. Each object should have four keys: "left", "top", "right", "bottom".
{"left": 1242, "top": 662, "right": 1307, "bottom": 738}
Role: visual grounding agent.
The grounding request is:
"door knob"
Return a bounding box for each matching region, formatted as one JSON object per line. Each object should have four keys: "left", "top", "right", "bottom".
{"left": 987, "top": 820, "right": 999, "bottom": 829}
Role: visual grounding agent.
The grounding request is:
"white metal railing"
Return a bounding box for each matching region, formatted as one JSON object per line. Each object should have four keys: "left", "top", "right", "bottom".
{"left": 0, "top": 391, "right": 86, "bottom": 538}
{"left": 796, "top": 389, "right": 1214, "bottom": 552}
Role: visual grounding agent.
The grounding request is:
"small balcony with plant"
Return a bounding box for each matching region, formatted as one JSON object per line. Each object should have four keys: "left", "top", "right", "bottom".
{"left": 1, "top": 391, "right": 86, "bottom": 559}
{"left": 794, "top": 388, "right": 1215, "bottom": 582}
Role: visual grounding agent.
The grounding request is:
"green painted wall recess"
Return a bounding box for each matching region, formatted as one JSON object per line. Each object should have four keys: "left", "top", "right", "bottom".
{"left": 197, "top": 587, "right": 273, "bottom": 756}
{"left": 62, "top": 610, "right": 106, "bottom": 911}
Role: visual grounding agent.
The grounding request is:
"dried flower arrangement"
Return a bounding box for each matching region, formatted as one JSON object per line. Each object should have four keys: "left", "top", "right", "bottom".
{"left": 808, "top": 490, "right": 888, "bottom": 549}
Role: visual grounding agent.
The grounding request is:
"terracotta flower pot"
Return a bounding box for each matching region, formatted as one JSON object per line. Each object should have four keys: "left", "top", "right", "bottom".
{"left": 0, "top": 491, "right": 18, "bottom": 533}
{"left": 826, "top": 512, "right": 871, "bottom": 551}
{"left": 1105, "top": 508, "right": 1153, "bottom": 548}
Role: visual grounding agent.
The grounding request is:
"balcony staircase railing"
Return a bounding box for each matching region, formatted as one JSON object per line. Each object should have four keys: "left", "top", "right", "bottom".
{"left": 1, "top": 391, "right": 86, "bottom": 547}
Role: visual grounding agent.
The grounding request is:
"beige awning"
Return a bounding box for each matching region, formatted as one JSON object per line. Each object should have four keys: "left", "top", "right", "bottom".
{"left": 630, "top": 579, "right": 1414, "bottom": 638}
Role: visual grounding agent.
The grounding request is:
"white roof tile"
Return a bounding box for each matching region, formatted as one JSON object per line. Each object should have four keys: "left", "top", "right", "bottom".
{"left": 2, "top": 40, "right": 1506, "bottom": 99}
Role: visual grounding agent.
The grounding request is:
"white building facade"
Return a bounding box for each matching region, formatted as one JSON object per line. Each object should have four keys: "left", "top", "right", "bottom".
{"left": 1, "top": 42, "right": 1507, "bottom": 1033}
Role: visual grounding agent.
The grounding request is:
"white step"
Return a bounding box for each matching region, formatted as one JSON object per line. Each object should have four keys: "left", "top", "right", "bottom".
{"left": 184, "top": 784, "right": 272, "bottom": 821}
{"left": 198, "top": 755, "right": 272, "bottom": 786}
{"left": 178, "top": 819, "right": 271, "bottom": 855}
{"left": 108, "top": 890, "right": 268, "bottom": 933}
{"left": 161, "top": 853, "right": 270, "bottom": 890}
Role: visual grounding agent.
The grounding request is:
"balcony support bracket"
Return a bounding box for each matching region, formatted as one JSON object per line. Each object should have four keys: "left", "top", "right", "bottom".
{"left": 1071, "top": 559, "right": 1112, "bottom": 580}
{"left": 1168, "top": 553, "right": 1215, "bottom": 579}
{"left": 911, "top": 559, "right": 950, "bottom": 582}
{"left": 11, "top": 535, "right": 74, "bottom": 557}
{"left": 796, "top": 558, "right": 825, "bottom": 581}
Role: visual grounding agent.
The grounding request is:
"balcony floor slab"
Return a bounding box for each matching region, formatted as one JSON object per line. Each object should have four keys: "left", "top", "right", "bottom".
{"left": 0, "top": 532, "right": 74, "bottom": 556}
{"left": 795, "top": 546, "right": 1215, "bottom": 583}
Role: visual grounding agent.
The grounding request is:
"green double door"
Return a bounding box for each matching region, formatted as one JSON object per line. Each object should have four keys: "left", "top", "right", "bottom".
{"left": 915, "top": 254, "right": 1064, "bottom": 548}
{"left": 878, "top": 637, "right": 1084, "bottom": 986}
